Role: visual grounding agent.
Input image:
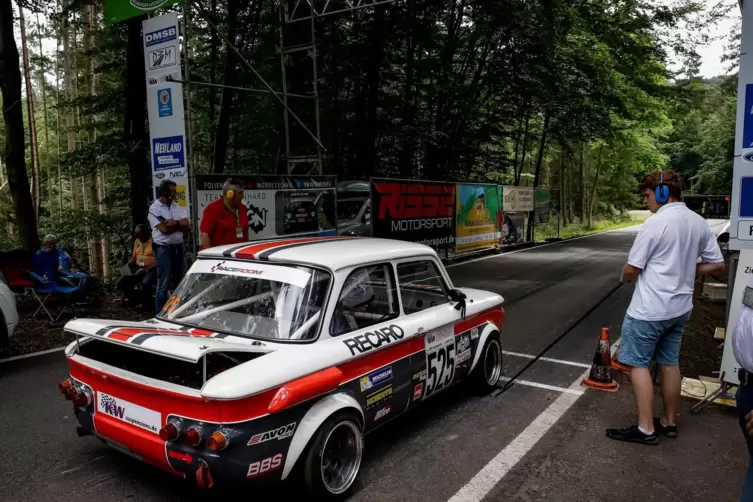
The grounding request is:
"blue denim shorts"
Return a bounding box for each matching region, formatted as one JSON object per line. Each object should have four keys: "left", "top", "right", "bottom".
{"left": 617, "top": 311, "right": 692, "bottom": 368}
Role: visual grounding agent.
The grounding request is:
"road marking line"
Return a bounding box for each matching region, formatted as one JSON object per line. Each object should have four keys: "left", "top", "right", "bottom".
{"left": 0, "top": 346, "right": 66, "bottom": 363}
{"left": 502, "top": 350, "right": 591, "bottom": 369}
{"left": 498, "top": 377, "right": 584, "bottom": 396}
{"left": 447, "top": 341, "right": 619, "bottom": 502}
{"left": 446, "top": 225, "right": 642, "bottom": 269}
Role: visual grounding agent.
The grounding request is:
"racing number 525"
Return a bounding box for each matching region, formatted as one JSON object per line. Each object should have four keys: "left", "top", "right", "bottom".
{"left": 425, "top": 344, "right": 455, "bottom": 397}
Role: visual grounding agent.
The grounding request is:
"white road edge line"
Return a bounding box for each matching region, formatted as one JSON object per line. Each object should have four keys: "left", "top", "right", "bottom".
{"left": 498, "top": 377, "right": 584, "bottom": 396}
{"left": 501, "top": 350, "right": 591, "bottom": 369}
{"left": 0, "top": 346, "right": 66, "bottom": 363}
{"left": 447, "top": 340, "right": 620, "bottom": 502}
{"left": 446, "top": 225, "right": 642, "bottom": 269}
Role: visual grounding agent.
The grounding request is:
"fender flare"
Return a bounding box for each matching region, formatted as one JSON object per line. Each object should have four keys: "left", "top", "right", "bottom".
{"left": 469, "top": 323, "right": 501, "bottom": 374}
{"left": 281, "top": 392, "right": 364, "bottom": 480}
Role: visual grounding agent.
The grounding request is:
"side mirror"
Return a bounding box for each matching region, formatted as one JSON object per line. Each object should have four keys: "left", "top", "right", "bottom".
{"left": 362, "top": 212, "right": 370, "bottom": 224}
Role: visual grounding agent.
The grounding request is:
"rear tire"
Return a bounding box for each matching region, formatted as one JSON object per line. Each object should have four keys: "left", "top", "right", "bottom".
{"left": 470, "top": 332, "right": 503, "bottom": 393}
{"left": 302, "top": 411, "right": 364, "bottom": 499}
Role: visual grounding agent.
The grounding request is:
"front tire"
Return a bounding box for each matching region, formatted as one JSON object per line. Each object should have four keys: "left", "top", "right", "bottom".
{"left": 302, "top": 411, "right": 364, "bottom": 499}
{"left": 470, "top": 332, "right": 503, "bottom": 393}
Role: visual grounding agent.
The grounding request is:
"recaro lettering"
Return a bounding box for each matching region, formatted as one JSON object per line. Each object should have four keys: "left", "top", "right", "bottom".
{"left": 342, "top": 325, "right": 406, "bottom": 356}
{"left": 365, "top": 332, "right": 380, "bottom": 346}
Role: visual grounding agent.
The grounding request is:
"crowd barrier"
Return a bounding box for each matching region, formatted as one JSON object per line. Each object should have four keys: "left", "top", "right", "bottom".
{"left": 194, "top": 174, "right": 556, "bottom": 258}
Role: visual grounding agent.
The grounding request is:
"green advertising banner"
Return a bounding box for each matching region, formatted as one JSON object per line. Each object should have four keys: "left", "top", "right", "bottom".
{"left": 105, "top": 0, "right": 183, "bottom": 24}
{"left": 455, "top": 184, "right": 503, "bottom": 254}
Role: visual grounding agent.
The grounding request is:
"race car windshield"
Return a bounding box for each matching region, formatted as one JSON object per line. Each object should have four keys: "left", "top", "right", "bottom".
{"left": 337, "top": 199, "right": 366, "bottom": 220}
{"left": 157, "top": 263, "right": 331, "bottom": 341}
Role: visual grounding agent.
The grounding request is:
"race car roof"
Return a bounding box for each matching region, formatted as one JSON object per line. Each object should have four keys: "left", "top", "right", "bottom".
{"left": 198, "top": 236, "right": 438, "bottom": 270}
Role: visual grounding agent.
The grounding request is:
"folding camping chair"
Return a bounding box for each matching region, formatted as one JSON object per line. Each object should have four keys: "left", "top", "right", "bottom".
{"left": 29, "top": 250, "right": 81, "bottom": 322}
{"left": 0, "top": 248, "right": 34, "bottom": 309}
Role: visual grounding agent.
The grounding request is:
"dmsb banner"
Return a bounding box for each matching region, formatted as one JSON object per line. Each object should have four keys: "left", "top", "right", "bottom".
{"left": 143, "top": 13, "right": 189, "bottom": 210}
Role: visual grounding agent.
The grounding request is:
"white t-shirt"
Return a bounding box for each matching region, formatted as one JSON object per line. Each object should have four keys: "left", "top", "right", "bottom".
{"left": 148, "top": 199, "right": 188, "bottom": 245}
{"left": 626, "top": 202, "right": 724, "bottom": 321}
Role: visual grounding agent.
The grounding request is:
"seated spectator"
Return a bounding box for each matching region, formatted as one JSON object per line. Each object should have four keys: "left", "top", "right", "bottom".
{"left": 39, "top": 234, "right": 93, "bottom": 301}
{"left": 116, "top": 225, "right": 157, "bottom": 308}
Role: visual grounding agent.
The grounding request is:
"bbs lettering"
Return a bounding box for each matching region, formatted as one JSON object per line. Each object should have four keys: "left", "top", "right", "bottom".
{"left": 343, "top": 325, "right": 405, "bottom": 355}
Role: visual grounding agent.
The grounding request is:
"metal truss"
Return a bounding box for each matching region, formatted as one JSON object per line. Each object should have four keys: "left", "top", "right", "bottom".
{"left": 283, "top": 0, "right": 397, "bottom": 24}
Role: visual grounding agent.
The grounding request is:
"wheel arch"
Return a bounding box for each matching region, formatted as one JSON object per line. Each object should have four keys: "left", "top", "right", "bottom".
{"left": 469, "top": 323, "right": 501, "bottom": 374}
{"left": 281, "top": 392, "right": 364, "bottom": 480}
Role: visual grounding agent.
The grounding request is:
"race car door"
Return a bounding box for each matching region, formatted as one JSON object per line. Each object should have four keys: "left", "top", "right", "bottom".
{"left": 394, "top": 259, "right": 468, "bottom": 407}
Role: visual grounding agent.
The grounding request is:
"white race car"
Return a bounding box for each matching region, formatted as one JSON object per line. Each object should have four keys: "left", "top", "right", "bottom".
{"left": 58, "top": 237, "right": 505, "bottom": 498}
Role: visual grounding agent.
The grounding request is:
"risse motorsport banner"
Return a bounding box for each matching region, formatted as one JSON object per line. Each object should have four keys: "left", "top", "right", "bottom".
{"left": 195, "top": 175, "right": 337, "bottom": 240}
{"left": 370, "top": 179, "right": 456, "bottom": 250}
{"left": 454, "top": 184, "right": 502, "bottom": 253}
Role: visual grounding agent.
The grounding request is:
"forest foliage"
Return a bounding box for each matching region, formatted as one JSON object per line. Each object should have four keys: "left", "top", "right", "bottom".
{"left": 0, "top": 0, "right": 740, "bottom": 279}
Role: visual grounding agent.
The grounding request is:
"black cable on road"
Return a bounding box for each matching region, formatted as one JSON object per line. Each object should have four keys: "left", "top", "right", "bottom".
{"left": 492, "top": 281, "right": 625, "bottom": 398}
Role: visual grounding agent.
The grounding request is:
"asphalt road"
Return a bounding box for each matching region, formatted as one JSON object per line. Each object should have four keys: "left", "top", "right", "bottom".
{"left": 0, "top": 227, "right": 641, "bottom": 502}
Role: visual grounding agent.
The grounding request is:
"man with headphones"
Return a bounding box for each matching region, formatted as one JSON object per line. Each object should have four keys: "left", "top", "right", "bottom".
{"left": 148, "top": 180, "right": 192, "bottom": 313}
{"left": 606, "top": 170, "right": 725, "bottom": 445}
{"left": 199, "top": 178, "right": 249, "bottom": 250}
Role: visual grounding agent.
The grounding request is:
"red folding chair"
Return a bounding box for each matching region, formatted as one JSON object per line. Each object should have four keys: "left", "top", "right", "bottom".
{"left": 0, "top": 248, "right": 34, "bottom": 310}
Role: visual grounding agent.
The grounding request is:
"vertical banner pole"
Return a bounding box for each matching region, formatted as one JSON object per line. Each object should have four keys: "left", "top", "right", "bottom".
{"left": 182, "top": 1, "right": 197, "bottom": 257}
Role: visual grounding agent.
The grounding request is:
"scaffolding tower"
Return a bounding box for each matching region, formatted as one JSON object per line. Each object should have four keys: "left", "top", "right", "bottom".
{"left": 278, "top": 0, "right": 396, "bottom": 175}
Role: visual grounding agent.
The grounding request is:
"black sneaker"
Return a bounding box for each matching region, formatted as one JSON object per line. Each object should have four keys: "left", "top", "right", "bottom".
{"left": 606, "top": 425, "right": 658, "bottom": 445}
{"left": 653, "top": 417, "right": 677, "bottom": 438}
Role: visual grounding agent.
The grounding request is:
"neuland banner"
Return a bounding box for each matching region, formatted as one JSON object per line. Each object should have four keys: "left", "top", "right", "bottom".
{"left": 454, "top": 184, "right": 502, "bottom": 254}
{"left": 143, "top": 13, "right": 189, "bottom": 210}
{"left": 195, "top": 175, "right": 337, "bottom": 240}
{"left": 370, "top": 179, "right": 456, "bottom": 251}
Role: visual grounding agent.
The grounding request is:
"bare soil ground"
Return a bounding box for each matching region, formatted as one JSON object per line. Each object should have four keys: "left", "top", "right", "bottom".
{"left": 4, "top": 291, "right": 149, "bottom": 358}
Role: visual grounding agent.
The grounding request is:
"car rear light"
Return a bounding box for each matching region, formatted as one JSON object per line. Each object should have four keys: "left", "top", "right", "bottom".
{"left": 58, "top": 380, "right": 72, "bottom": 394}
{"left": 159, "top": 422, "right": 180, "bottom": 442}
{"left": 207, "top": 431, "right": 228, "bottom": 451}
{"left": 72, "top": 390, "right": 92, "bottom": 407}
{"left": 64, "top": 387, "right": 78, "bottom": 400}
{"left": 183, "top": 426, "right": 202, "bottom": 447}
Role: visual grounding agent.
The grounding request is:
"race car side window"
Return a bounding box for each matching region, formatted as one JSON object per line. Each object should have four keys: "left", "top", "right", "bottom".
{"left": 396, "top": 260, "right": 451, "bottom": 315}
{"left": 330, "top": 263, "right": 399, "bottom": 337}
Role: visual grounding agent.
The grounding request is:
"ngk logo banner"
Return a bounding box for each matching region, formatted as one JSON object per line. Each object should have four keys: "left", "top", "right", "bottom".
{"left": 97, "top": 392, "right": 161, "bottom": 434}
{"left": 371, "top": 179, "right": 456, "bottom": 250}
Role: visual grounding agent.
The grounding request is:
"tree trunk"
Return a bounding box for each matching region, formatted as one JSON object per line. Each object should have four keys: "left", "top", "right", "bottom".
{"left": 515, "top": 113, "right": 530, "bottom": 185}
{"left": 62, "top": 4, "right": 76, "bottom": 209}
{"left": 125, "top": 16, "right": 150, "bottom": 229}
{"left": 212, "top": 0, "right": 241, "bottom": 174}
{"left": 208, "top": 0, "right": 217, "bottom": 149}
{"left": 55, "top": 17, "right": 62, "bottom": 218}
{"left": 19, "top": 4, "right": 40, "bottom": 218}
{"left": 579, "top": 141, "right": 586, "bottom": 222}
{"left": 0, "top": 0, "right": 38, "bottom": 251}
{"left": 36, "top": 12, "right": 52, "bottom": 217}
{"left": 560, "top": 148, "right": 566, "bottom": 227}
{"left": 587, "top": 145, "right": 604, "bottom": 228}
{"left": 526, "top": 112, "right": 549, "bottom": 241}
{"left": 83, "top": 4, "right": 100, "bottom": 276}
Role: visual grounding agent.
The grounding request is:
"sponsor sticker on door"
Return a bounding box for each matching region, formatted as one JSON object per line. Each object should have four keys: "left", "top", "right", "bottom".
{"left": 97, "top": 392, "right": 161, "bottom": 434}
{"left": 360, "top": 366, "right": 393, "bottom": 392}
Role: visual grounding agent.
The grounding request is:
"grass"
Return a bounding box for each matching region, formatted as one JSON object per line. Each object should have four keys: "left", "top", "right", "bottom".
{"left": 534, "top": 211, "right": 648, "bottom": 242}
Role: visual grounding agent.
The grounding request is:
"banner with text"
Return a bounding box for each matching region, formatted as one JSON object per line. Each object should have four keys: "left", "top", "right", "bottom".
{"left": 534, "top": 188, "right": 551, "bottom": 224}
{"left": 195, "top": 175, "right": 337, "bottom": 240}
{"left": 502, "top": 186, "right": 534, "bottom": 212}
{"left": 454, "top": 184, "right": 502, "bottom": 254}
{"left": 106, "top": 0, "right": 183, "bottom": 24}
{"left": 143, "top": 13, "right": 189, "bottom": 210}
{"left": 370, "top": 179, "right": 456, "bottom": 251}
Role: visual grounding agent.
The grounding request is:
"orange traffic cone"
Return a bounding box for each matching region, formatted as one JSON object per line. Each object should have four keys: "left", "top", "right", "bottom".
{"left": 611, "top": 345, "right": 631, "bottom": 375}
{"left": 581, "top": 328, "right": 619, "bottom": 392}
